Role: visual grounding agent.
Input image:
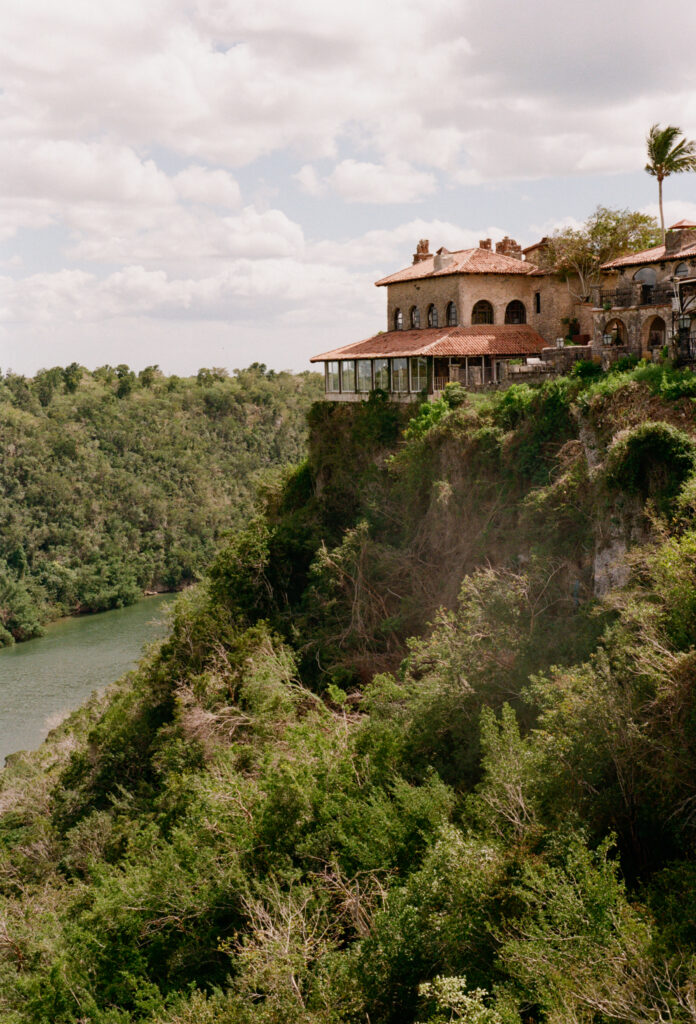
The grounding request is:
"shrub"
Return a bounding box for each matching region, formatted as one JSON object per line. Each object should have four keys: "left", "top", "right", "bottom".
{"left": 604, "top": 421, "right": 696, "bottom": 511}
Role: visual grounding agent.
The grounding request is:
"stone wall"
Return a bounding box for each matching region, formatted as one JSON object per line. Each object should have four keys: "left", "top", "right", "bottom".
{"left": 591, "top": 305, "right": 671, "bottom": 359}
{"left": 385, "top": 271, "right": 578, "bottom": 347}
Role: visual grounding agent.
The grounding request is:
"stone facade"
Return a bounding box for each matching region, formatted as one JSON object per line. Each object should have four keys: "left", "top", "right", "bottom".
{"left": 591, "top": 222, "right": 696, "bottom": 362}
{"left": 385, "top": 266, "right": 580, "bottom": 348}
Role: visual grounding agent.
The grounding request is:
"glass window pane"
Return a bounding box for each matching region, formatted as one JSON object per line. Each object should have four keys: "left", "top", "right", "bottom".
{"left": 341, "top": 360, "right": 355, "bottom": 392}
{"left": 357, "top": 360, "right": 372, "bottom": 391}
{"left": 410, "top": 357, "right": 427, "bottom": 391}
{"left": 391, "top": 357, "right": 408, "bottom": 392}
{"left": 326, "top": 361, "right": 340, "bottom": 392}
{"left": 374, "top": 358, "right": 389, "bottom": 390}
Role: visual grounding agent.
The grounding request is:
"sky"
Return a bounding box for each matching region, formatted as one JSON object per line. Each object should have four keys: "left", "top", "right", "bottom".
{"left": 1, "top": 0, "right": 696, "bottom": 377}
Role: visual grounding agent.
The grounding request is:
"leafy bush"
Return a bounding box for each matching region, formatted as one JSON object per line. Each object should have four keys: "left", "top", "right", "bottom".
{"left": 604, "top": 421, "right": 696, "bottom": 511}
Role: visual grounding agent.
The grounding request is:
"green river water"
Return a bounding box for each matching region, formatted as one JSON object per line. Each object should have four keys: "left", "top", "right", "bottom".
{"left": 0, "top": 594, "right": 172, "bottom": 765}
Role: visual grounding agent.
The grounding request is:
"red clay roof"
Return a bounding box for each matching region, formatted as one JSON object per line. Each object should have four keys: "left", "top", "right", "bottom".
{"left": 375, "top": 247, "right": 538, "bottom": 285}
{"left": 311, "top": 324, "right": 548, "bottom": 362}
{"left": 669, "top": 219, "right": 696, "bottom": 229}
{"left": 602, "top": 242, "right": 696, "bottom": 270}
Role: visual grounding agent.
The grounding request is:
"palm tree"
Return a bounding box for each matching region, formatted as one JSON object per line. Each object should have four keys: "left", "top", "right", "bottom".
{"left": 645, "top": 123, "right": 696, "bottom": 243}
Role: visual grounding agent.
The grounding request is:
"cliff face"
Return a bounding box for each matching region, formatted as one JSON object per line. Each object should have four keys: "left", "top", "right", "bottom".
{"left": 2, "top": 367, "right": 696, "bottom": 1024}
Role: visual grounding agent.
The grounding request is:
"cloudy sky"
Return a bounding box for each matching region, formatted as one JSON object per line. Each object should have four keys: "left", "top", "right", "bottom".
{"left": 2, "top": 0, "right": 696, "bottom": 376}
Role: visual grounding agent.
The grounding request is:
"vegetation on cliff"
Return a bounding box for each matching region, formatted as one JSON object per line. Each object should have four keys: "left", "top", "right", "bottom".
{"left": 2, "top": 363, "right": 696, "bottom": 1022}
{"left": 0, "top": 363, "right": 322, "bottom": 643}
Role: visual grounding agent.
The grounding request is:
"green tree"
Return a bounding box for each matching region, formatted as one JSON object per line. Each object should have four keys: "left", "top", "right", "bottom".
{"left": 541, "top": 205, "right": 660, "bottom": 300}
{"left": 645, "top": 123, "right": 696, "bottom": 242}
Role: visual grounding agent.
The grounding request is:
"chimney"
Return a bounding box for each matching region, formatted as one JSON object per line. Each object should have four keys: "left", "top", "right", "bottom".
{"left": 479, "top": 238, "right": 492, "bottom": 251}
{"left": 495, "top": 235, "right": 523, "bottom": 260}
{"left": 665, "top": 227, "right": 696, "bottom": 255}
{"left": 433, "top": 246, "right": 454, "bottom": 272}
{"left": 412, "top": 239, "right": 430, "bottom": 264}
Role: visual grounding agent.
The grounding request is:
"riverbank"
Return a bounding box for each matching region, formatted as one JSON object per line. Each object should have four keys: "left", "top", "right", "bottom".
{"left": 0, "top": 593, "right": 172, "bottom": 764}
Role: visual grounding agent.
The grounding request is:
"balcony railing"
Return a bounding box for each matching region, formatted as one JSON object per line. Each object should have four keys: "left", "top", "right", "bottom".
{"left": 640, "top": 284, "right": 673, "bottom": 306}
{"left": 599, "top": 288, "right": 634, "bottom": 309}
{"left": 599, "top": 283, "right": 675, "bottom": 308}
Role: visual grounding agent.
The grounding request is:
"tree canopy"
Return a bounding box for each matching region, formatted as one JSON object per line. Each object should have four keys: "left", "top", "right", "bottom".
{"left": 539, "top": 205, "right": 660, "bottom": 300}
{"left": 645, "top": 123, "right": 696, "bottom": 241}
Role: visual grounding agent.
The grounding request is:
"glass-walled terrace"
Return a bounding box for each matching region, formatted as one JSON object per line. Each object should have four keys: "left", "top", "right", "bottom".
{"left": 325, "top": 357, "right": 429, "bottom": 395}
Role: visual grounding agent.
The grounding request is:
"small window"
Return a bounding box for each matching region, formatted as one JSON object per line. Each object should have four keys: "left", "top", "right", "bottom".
{"left": 427, "top": 304, "right": 438, "bottom": 328}
{"left": 326, "top": 361, "right": 340, "bottom": 392}
{"left": 675, "top": 262, "right": 690, "bottom": 278}
{"left": 410, "top": 356, "right": 428, "bottom": 392}
{"left": 357, "top": 360, "right": 373, "bottom": 392}
{"left": 341, "top": 360, "right": 355, "bottom": 392}
{"left": 505, "top": 300, "right": 526, "bottom": 324}
{"left": 472, "top": 300, "right": 494, "bottom": 324}
{"left": 446, "top": 301, "right": 457, "bottom": 326}
{"left": 374, "top": 358, "right": 390, "bottom": 391}
{"left": 410, "top": 306, "right": 420, "bottom": 329}
{"left": 394, "top": 308, "right": 403, "bottom": 331}
{"left": 391, "top": 358, "right": 408, "bottom": 392}
{"left": 535, "top": 291, "right": 541, "bottom": 314}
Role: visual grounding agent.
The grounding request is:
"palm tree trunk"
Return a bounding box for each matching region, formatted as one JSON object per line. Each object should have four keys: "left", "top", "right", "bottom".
{"left": 658, "top": 176, "right": 665, "bottom": 243}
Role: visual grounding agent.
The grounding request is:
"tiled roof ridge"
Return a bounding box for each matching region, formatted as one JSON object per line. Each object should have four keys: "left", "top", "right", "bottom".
{"left": 375, "top": 246, "right": 538, "bottom": 286}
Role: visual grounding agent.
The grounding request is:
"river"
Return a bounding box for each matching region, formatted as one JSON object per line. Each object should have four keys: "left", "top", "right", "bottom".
{"left": 0, "top": 594, "right": 172, "bottom": 765}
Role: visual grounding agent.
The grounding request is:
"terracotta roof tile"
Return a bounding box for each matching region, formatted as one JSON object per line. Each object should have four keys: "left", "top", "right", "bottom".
{"left": 375, "top": 247, "right": 537, "bottom": 285}
{"left": 311, "top": 324, "right": 547, "bottom": 362}
{"left": 602, "top": 239, "right": 696, "bottom": 270}
{"left": 669, "top": 220, "right": 696, "bottom": 229}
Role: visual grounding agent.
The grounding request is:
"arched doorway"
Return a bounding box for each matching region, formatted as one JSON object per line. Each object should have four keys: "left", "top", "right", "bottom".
{"left": 642, "top": 315, "right": 666, "bottom": 356}
{"left": 634, "top": 267, "right": 657, "bottom": 304}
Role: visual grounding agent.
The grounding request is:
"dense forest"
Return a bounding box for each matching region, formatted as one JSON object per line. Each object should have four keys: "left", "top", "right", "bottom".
{"left": 2, "top": 360, "right": 696, "bottom": 1022}
{"left": 0, "top": 363, "right": 322, "bottom": 644}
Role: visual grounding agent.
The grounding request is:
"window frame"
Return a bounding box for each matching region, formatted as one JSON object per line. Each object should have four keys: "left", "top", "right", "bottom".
{"left": 374, "top": 358, "right": 390, "bottom": 391}
{"left": 471, "top": 300, "right": 494, "bottom": 325}
{"left": 341, "top": 359, "right": 356, "bottom": 393}
{"left": 326, "top": 361, "right": 341, "bottom": 392}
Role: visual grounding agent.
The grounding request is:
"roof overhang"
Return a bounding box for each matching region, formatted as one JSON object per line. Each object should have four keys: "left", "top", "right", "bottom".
{"left": 311, "top": 324, "right": 548, "bottom": 362}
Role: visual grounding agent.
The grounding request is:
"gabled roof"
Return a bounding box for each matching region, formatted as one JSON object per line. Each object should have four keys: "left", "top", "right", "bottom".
{"left": 375, "top": 247, "right": 538, "bottom": 286}
{"left": 311, "top": 324, "right": 548, "bottom": 362}
{"left": 669, "top": 219, "right": 696, "bottom": 229}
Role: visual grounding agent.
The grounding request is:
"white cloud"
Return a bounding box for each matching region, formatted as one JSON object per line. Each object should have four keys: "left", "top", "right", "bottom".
{"left": 327, "top": 160, "right": 437, "bottom": 204}
{"left": 1, "top": 0, "right": 696, "bottom": 374}
{"left": 173, "top": 166, "right": 242, "bottom": 207}
{"left": 295, "top": 164, "right": 324, "bottom": 196}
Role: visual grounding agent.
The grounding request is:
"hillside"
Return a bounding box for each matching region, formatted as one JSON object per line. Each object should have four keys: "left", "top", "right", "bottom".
{"left": 2, "top": 362, "right": 696, "bottom": 1022}
{"left": 0, "top": 363, "right": 322, "bottom": 643}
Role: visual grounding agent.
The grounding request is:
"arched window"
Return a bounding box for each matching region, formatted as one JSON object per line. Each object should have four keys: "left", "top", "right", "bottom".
{"left": 427, "top": 304, "right": 438, "bottom": 328}
{"left": 394, "top": 308, "right": 403, "bottom": 331}
{"left": 471, "top": 300, "right": 494, "bottom": 324}
{"left": 446, "top": 301, "right": 458, "bottom": 326}
{"left": 675, "top": 262, "right": 690, "bottom": 278}
{"left": 410, "top": 306, "right": 420, "bottom": 329}
{"left": 505, "top": 300, "right": 526, "bottom": 324}
{"left": 603, "top": 318, "right": 627, "bottom": 345}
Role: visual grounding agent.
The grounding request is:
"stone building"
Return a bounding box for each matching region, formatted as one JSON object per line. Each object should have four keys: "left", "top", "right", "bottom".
{"left": 311, "top": 237, "right": 591, "bottom": 400}
{"left": 592, "top": 220, "right": 696, "bottom": 364}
